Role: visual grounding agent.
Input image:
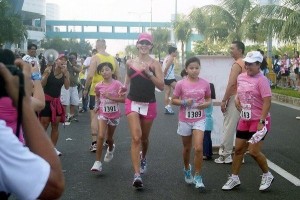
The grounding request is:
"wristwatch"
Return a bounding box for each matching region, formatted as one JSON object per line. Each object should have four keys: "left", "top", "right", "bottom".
{"left": 147, "top": 71, "right": 154, "bottom": 77}
{"left": 259, "top": 119, "right": 265, "bottom": 125}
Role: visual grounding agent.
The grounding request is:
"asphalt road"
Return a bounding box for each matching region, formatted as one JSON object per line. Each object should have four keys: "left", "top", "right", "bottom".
{"left": 52, "top": 88, "right": 300, "bottom": 200}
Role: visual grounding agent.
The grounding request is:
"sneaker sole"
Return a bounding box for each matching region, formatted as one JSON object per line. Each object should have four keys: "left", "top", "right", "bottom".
{"left": 91, "top": 169, "right": 102, "bottom": 172}
{"left": 222, "top": 183, "right": 241, "bottom": 191}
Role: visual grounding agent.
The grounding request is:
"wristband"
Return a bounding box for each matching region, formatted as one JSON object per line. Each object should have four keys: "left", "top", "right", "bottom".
{"left": 259, "top": 119, "right": 265, "bottom": 125}
{"left": 31, "top": 72, "right": 42, "bottom": 80}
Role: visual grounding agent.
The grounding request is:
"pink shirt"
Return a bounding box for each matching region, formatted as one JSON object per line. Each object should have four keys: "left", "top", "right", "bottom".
{"left": 237, "top": 72, "right": 271, "bottom": 120}
{"left": 95, "top": 79, "right": 123, "bottom": 119}
{"left": 173, "top": 77, "right": 211, "bottom": 122}
{"left": 0, "top": 97, "right": 25, "bottom": 144}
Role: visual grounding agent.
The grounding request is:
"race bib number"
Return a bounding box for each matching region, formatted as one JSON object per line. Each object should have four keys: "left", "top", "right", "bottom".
{"left": 131, "top": 101, "right": 149, "bottom": 116}
{"left": 240, "top": 103, "right": 251, "bottom": 120}
{"left": 103, "top": 103, "right": 118, "bottom": 113}
{"left": 185, "top": 108, "right": 202, "bottom": 119}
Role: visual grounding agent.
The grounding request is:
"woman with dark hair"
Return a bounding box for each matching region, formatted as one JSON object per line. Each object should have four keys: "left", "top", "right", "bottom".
{"left": 40, "top": 54, "right": 70, "bottom": 155}
{"left": 0, "top": 49, "right": 45, "bottom": 144}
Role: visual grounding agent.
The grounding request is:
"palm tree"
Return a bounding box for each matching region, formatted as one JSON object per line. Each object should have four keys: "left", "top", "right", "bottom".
{"left": 189, "top": 0, "right": 264, "bottom": 43}
{"left": 173, "top": 15, "right": 192, "bottom": 68}
{"left": 254, "top": 0, "right": 300, "bottom": 41}
{"left": 152, "top": 27, "right": 170, "bottom": 61}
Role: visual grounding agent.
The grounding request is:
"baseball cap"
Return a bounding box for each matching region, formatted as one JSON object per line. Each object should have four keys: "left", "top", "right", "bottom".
{"left": 243, "top": 51, "right": 263, "bottom": 63}
{"left": 138, "top": 32, "right": 153, "bottom": 43}
{"left": 58, "top": 54, "right": 67, "bottom": 60}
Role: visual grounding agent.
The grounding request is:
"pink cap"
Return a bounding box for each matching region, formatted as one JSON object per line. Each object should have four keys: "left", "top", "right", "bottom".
{"left": 138, "top": 32, "right": 153, "bottom": 43}
{"left": 58, "top": 54, "right": 67, "bottom": 60}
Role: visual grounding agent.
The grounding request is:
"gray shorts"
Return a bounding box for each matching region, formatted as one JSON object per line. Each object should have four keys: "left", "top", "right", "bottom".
{"left": 177, "top": 119, "right": 206, "bottom": 136}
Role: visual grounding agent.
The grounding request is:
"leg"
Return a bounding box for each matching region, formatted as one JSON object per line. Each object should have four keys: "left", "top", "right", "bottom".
{"left": 231, "top": 138, "right": 248, "bottom": 175}
{"left": 95, "top": 119, "right": 108, "bottom": 161}
{"left": 203, "top": 130, "right": 212, "bottom": 158}
{"left": 248, "top": 141, "right": 269, "bottom": 173}
{"left": 106, "top": 123, "right": 117, "bottom": 151}
{"left": 127, "top": 112, "right": 142, "bottom": 174}
{"left": 164, "top": 84, "right": 171, "bottom": 107}
{"left": 181, "top": 135, "right": 192, "bottom": 170}
{"left": 193, "top": 130, "right": 204, "bottom": 174}
{"left": 40, "top": 117, "right": 51, "bottom": 131}
{"left": 50, "top": 117, "right": 61, "bottom": 146}
{"left": 140, "top": 119, "right": 154, "bottom": 158}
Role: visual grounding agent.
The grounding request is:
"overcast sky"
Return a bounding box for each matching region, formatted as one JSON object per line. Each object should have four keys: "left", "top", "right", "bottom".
{"left": 47, "top": 0, "right": 217, "bottom": 21}
{"left": 45, "top": 0, "right": 217, "bottom": 55}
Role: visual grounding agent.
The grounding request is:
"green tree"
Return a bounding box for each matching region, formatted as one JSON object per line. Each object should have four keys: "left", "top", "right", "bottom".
{"left": 253, "top": 0, "right": 300, "bottom": 41}
{"left": 41, "top": 37, "right": 92, "bottom": 55}
{"left": 0, "top": 0, "right": 27, "bottom": 46}
{"left": 190, "top": 0, "right": 265, "bottom": 43}
{"left": 125, "top": 44, "right": 138, "bottom": 58}
{"left": 152, "top": 27, "right": 170, "bottom": 61}
{"left": 173, "top": 15, "right": 192, "bottom": 68}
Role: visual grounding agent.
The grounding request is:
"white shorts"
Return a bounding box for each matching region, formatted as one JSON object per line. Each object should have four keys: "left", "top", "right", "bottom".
{"left": 60, "top": 85, "right": 79, "bottom": 106}
{"left": 97, "top": 115, "right": 120, "bottom": 126}
{"left": 177, "top": 119, "right": 206, "bottom": 136}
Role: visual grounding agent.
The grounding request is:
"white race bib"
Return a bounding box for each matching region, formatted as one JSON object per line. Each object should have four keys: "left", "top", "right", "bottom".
{"left": 131, "top": 101, "right": 149, "bottom": 116}
{"left": 185, "top": 108, "right": 202, "bottom": 119}
{"left": 103, "top": 103, "right": 118, "bottom": 113}
{"left": 240, "top": 103, "right": 251, "bottom": 120}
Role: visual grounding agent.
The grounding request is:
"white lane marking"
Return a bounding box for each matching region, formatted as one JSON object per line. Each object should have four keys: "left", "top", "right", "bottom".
{"left": 267, "top": 159, "right": 300, "bottom": 186}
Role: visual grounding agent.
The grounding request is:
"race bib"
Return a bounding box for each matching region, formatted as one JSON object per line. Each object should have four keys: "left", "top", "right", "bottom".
{"left": 240, "top": 103, "right": 251, "bottom": 120}
{"left": 131, "top": 101, "right": 149, "bottom": 116}
{"left": 185, "top": 108, "right": 202, "bottom": 119}
{"left": 103, "top": 103, "right": 118, "bottom": 113}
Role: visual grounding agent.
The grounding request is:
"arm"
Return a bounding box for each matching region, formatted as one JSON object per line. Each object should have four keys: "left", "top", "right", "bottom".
{"left": 84, "top": 55, "right": 98, "bottom": 96}
{"left": 257, "top": 96, "right": 271, "bottom": 131}
{"left": 197, "top": 96, "right": 212, "bottom": 110}
{"left": 145, "top": 60, "right": 164, "bottom": 91}
{"left": 31, "top": 65, "right": 45, "bottom": 111}
{"left": 72, "top": 64, "right": 82, "bottom": 73}
{"left": 221, "top": 63, "right": 242, "bottom": 112}
{"left": 113, "top": 59, "right": 120, "bottom": 81}
{"left": 41, "top": 65, "right": 52, "bottom": 87}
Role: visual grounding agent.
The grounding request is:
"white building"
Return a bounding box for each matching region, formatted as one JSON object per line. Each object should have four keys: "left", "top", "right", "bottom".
{"left": 21, "top": 0, "right": 46, "bottom": 50}
{"left": 46, "top": 3, "right": 60, "bottom": 20}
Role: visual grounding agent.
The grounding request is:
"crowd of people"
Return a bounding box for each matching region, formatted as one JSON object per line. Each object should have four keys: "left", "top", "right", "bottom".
{"left": 2, "top": 32, "right": 299, "bottom": 198}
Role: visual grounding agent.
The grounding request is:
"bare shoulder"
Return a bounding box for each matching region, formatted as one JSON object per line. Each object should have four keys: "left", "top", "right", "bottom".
{"left": 231, "top": 63, "right": 242, "bottom": 74}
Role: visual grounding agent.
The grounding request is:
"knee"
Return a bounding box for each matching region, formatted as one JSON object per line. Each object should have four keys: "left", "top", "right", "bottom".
{"left": 132, "top": 135, "right": 141, "bottom": 145}
{"left": 183, "top": 146, "right": 191, "bottom": 154}
{"left": 248, "top": 149, "right": 260, "bottom": 158}
{"left": 234, "top": 148, "right": 245, "bottom": 156}
{"left": 194, "top": 145, "right": 203, "bottom": 154}
{"left": 141, "top": 138, "right": 149, "bottom": 145}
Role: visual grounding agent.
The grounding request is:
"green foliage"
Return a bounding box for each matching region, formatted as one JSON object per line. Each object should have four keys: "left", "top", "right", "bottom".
{"left": 41, "top": 37, "right": 92, "bottom": 55}
{"left": 0, "top": 0, "right": 27, "bottom": 45}
{"left": 125, "top": 44, "right": 138, "bottom": 58}
{"left": 152, "top": 28, "right": 170, "bottom": 61}
{"left": 272, "top": 87, "right": 300, "bottom": 98}
{"left": 193, "top": 41, "right": 229, "bottom": 55}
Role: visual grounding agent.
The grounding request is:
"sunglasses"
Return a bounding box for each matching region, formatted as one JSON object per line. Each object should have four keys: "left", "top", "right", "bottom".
{"left": 138, "top": 40, "right": 152, "bottom": 46}
{"left": 245, "top": 62, "right": 258, "bottom": 66}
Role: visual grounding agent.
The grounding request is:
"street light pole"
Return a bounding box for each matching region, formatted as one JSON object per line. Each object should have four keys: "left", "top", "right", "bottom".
{"left": 150, "top": 0, "right": 153, "bottom": 32}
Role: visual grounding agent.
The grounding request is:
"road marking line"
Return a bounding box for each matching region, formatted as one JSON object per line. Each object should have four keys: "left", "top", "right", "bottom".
{"left": 267, "top": 159, "right": 300, "bottom": 186}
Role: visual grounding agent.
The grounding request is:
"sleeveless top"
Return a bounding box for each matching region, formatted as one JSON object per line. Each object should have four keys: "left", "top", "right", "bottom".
{"left": 90, "top": 53, "right": 116, "bottom": 96}
{"left": 44, "top": 69, "right": 65, "bottom": 98}
{"left": 232, "top": 58, "right": 246, "bottom": 94}
{"left": 162, "top": 55, "right": 175, "bottom": 80}
{"left": 127, "top": 65, "right": 156, "bottom": 102}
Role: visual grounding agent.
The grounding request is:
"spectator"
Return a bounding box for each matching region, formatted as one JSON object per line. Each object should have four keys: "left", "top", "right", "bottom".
{"left": 0, "top": 60, "right": 64, "bottom": 199}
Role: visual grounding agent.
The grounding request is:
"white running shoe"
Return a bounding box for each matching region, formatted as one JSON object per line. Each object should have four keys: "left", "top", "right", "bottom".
{"left": 91, "top": 161, "right": 102, "bottom": 172}
{"left": 54, "top": 148, "right": 62, "bottom": 156}
{"left": 214, "top": 155, "right": 232, "bottom": 164}
{"left": 296, "top": 116, "right": 300, "bottom": 120}
{"left": 104, "top": 144, "right": 115, "bottom": 162}
{"left": 259, "top": 173, "right": 274, "bottom": 191}
{"left": 222, "top": 175, "right": 241, "bottom": 190}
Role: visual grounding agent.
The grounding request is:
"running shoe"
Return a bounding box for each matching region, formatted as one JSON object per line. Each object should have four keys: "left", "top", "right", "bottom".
{"left": 104, "top": 144, "right": 115, "bottom": 162}
{"left": 91, "top": 161, "right": 102, "bottom": 172}
{"left": 140, "top": 151, "right": 147, "bottom": 174}
{"left": 296, "top": 116, "right": 300, "bottom": 120}
{"left": 165, "top": 105, "right": 175, "bottom": 115}
{"left": 89, "top": 142, "right": 97, "bottom": 152}
{"left": 259, "top": 173, "right": 274, "bottom": 191}
{"left": 194, "top": 175, "right": 205, "bottom": 188}
{"left": 222, "top": 175, "right": 241, "bottom": 190}
{"left": 54, "top": 148, "right": 62, "bottom": 156}
{"left": 132, "top": 174, "right": 143, "bottom": 189}
{"left": 214, "top": 155, "right": 232, "bottom": 164}
{"left": 184, "top": 164, "right": 194, "bottom": 184}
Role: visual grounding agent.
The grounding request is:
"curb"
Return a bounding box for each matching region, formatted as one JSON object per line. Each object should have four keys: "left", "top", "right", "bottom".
{"left": 272, "top": 93, "right": 300, "bottom": 108}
